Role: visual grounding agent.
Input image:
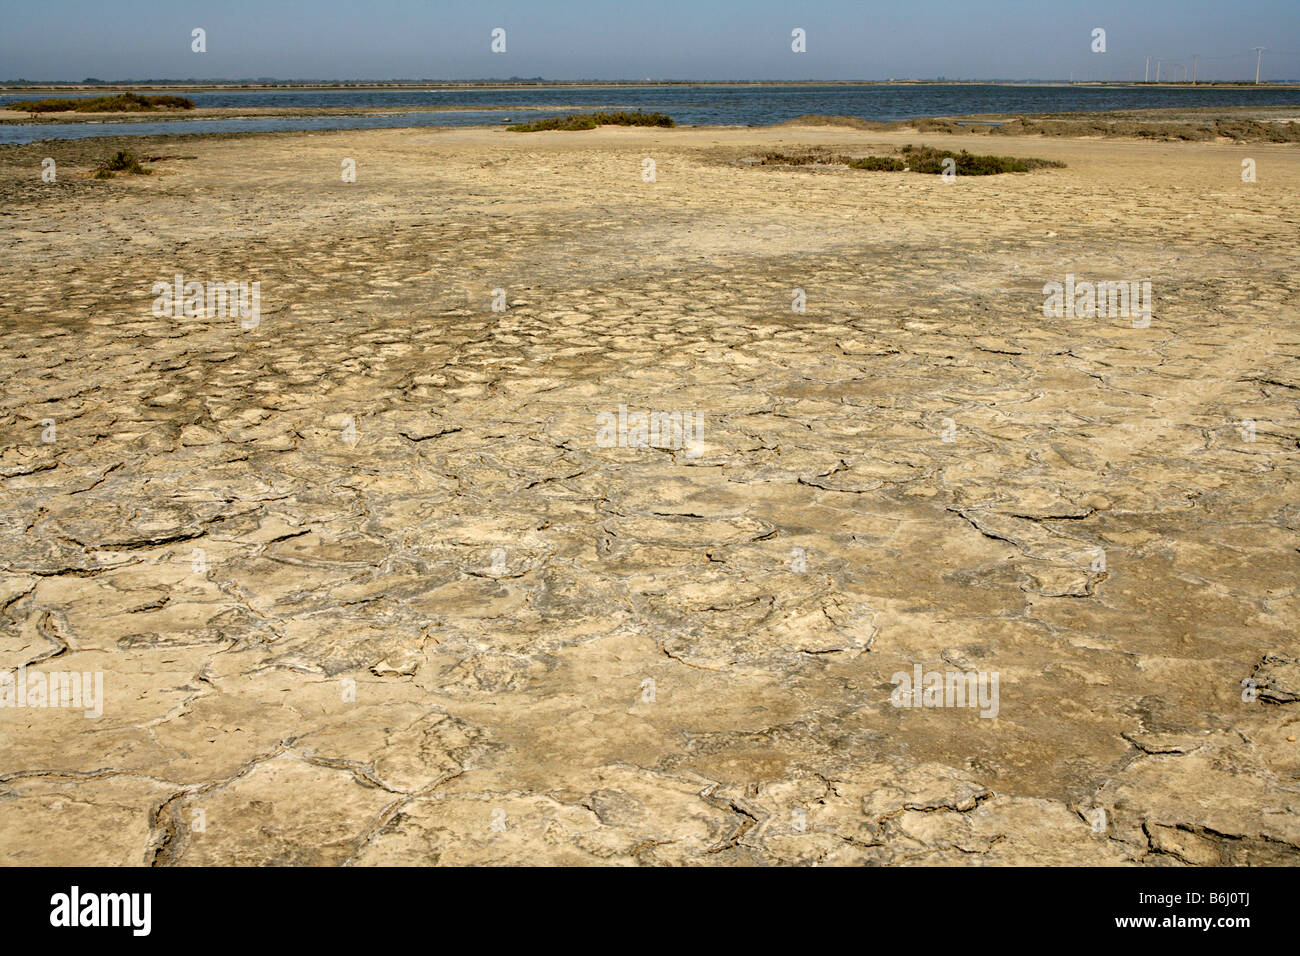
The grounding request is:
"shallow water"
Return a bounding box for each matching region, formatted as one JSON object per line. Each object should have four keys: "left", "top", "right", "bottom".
{"left": 2, "top": 82, "right": 1298, "bottom": 144}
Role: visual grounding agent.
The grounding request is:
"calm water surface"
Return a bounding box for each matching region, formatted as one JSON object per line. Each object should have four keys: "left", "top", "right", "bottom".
{"left": 2, "top": 84, "right": 1297, "bottom": 144}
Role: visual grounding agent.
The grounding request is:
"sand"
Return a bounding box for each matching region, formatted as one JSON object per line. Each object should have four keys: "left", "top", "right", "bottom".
{"left": 0, "top": 122, "right": 1297, "bottom": 865}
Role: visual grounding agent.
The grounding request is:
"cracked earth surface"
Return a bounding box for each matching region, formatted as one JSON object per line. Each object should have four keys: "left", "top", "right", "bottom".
{"left": 0, "top": 125, "right": 1298, "bottom": 865}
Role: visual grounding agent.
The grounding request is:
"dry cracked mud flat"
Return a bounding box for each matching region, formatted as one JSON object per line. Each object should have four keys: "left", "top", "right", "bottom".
{"left": 0, "top": 124, "right": 1297, "bottom": 866}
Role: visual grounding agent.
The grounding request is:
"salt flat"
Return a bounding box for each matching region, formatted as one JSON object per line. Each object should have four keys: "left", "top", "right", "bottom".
{"left": 0, "top": 123, "right": 1297, "bottom": 865}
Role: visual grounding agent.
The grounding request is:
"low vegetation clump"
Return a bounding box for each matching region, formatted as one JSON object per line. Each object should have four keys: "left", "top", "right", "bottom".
{"left": 847, "top": 155, "right": 907, "bottom": 171}
{"left": 758, "top": 149, "right": 849, "bottom": 166}
{"left": 755, "top": 145, "right": 1063, "bottom": 176}
{"left": 899, "top": 144, "right": 1065, "bottom": 174}
{"left": 7, "top": 92, "right": 195, "bottom": 113}
{"left": 93, "top": 150, "right": 152, "bottom": 178}
{"left": 508, "top": 110, "right": 674, "bottom": 131}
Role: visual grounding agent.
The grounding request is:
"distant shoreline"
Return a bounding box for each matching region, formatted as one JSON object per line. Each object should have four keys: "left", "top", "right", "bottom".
{"left": 4, "top": 80, "right": 1300, "bottom": 94}
{"left": 2, "top": 105, "right": 1296, "bottom": 152}
{"left": 6, "top": 104, "right": 1300, "bottom": 126}
{"left": 0, "top": 104, "right": 586, "bottom": 125}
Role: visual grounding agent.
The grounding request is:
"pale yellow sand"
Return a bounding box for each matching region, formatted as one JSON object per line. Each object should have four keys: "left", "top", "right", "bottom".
{"left": 1, "top": 124, "right": 1297, "bottom": 865}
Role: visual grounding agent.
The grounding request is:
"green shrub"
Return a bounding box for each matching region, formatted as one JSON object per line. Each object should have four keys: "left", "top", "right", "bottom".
{"left": 899, "top": 144, "right": 1065, "bottom": 174}
{"left": 847, "top": 155, "right": 906, "bottom": 171}
{"left": 753, "top": 146, "right": 1060, "bottom": 175}
{"left": 758, "top": 150, "right": 849, "bottom": 166}
{"left": 509, "top": 110, "right": 674, "bottom": 132}
{"left": 509, "top": 114, "right": 598, "bottom": 131}
{"left": 94, "top": 150, "right": 152, "bottom": 178}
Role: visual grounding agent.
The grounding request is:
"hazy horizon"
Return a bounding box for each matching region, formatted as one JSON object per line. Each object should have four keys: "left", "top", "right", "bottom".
{"left": 3, "top": 0, "right": 1297, "bottom": 84}
{"left": 7, "top": 78, "right": 1300, "bottom": 86}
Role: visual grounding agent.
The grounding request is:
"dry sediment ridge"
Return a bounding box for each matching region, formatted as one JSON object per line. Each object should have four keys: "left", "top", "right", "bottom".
{"left": 0, "top": 123, "right": 1297, "bottom": 865}
{"left": 779, "top": 105, "right": 1300, "bottom": 142}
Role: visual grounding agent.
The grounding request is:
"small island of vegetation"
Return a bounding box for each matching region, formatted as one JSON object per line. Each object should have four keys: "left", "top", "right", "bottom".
{"left": 6, "top": 92, "right": 195, "bottom": 113}
{"left": 508, "top": 110, "right": 674, "bottom": 131}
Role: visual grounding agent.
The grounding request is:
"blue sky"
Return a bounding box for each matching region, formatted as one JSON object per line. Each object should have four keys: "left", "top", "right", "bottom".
{"left": 2, "top": 0, "right": 1296, "bottom": 81}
